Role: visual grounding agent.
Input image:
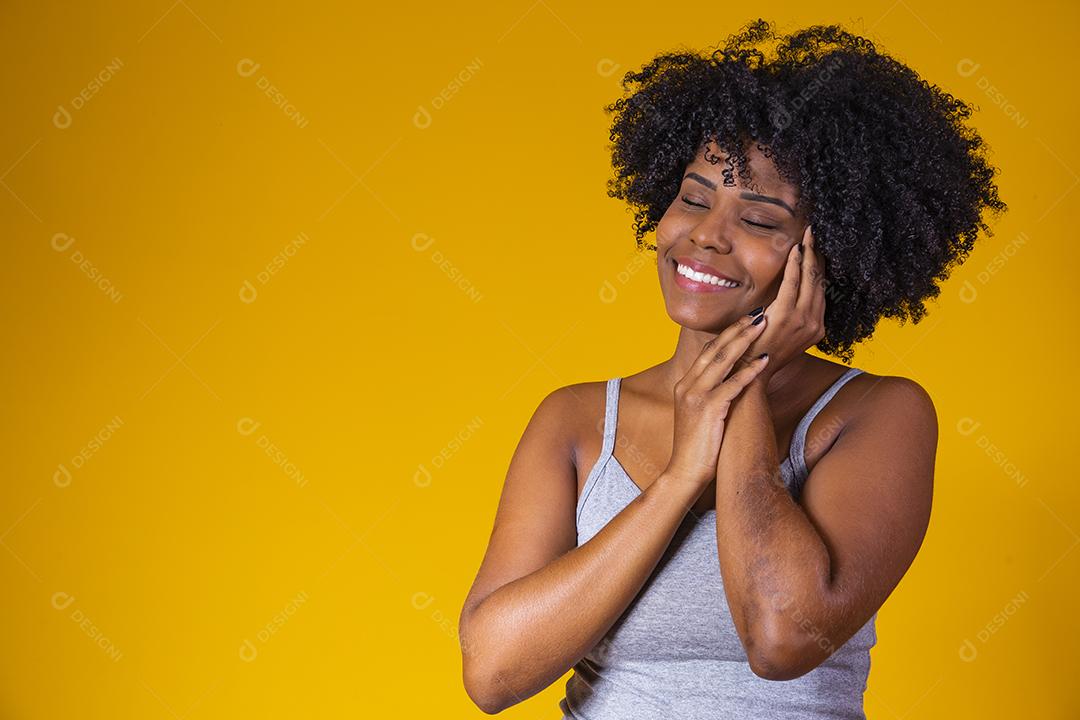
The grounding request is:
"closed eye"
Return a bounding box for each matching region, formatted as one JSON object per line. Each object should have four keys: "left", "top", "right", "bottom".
{"left": 680, "top": 197, "right": 777, "bottom": 230}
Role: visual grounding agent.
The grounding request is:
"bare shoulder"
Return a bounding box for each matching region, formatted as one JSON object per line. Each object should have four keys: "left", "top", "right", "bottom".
{"left": 799, "top": 363, "right": 936, "bottom": 479}
{"left": 531, "top": 380, "right": 609, "bottom": 469}
{"left": 844, "top": 371, "right": 938, "bottom": 438}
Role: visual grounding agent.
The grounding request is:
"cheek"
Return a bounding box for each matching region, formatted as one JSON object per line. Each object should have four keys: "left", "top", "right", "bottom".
{"left": 654, "top": 203, "right": 687, "bottom": 247}
{"left": 743, "top": 250, "right": 789, "bottom": 289}
{"left": 654, "top": 215, "right": 675, "bottom": 251}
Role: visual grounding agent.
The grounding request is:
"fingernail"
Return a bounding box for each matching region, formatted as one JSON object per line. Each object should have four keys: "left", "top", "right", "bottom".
{"left": 751, "top": 314, "right": 765, "bottom": 326}
{"left": 746, "top": 306, "right": 764, "bottom": 317}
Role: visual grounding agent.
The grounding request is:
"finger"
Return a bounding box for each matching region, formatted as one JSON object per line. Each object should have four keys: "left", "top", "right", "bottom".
{"left": 796, "top": 225, "right": 823, "bottom": 313}
{"left": 713, "top": 351, "right": 770, "bottom": 402}
{"left": 693, "top": 312, "right": 768, "bottom": 392}
{"left": 686, "top": 311, "right": 762, "bottom": 382}
{"left": 801, "top": 228, "right": 828, "bottom": 339}
{"left": 775, "top": 240, "right": 802, "bottom": 310}
{"left": 686, "top": 313, "right": 764, "bottom": 386}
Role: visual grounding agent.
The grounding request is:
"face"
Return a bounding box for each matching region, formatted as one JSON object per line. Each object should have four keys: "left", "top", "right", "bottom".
{"left": 655, "top": 139, "right": 807, "bottom": 332}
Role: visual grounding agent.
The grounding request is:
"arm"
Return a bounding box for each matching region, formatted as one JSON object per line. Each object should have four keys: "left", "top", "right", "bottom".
{"left": 713, "top": 374, "right": 936, "bottom": 680}
{"left": 458, "top": 385, "right": 707, "bottom": 714}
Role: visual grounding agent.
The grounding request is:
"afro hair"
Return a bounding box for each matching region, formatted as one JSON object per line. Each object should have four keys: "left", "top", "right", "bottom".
{"left": 604, "top": 19, "right": 1007, "bottom": 362}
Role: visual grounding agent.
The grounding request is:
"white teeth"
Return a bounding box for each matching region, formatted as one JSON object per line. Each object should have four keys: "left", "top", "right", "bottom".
{"left": 676, "top": 263, "right": 740, "bottom": 287}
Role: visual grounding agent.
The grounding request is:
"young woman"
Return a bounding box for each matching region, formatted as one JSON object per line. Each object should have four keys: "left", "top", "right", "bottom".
{"left": 459, "top": 19, "right": 1005, "bottom": 718}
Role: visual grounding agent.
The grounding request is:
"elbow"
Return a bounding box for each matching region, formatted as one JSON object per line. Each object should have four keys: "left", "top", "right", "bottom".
{"left": 464, "top": 685, "right": 505, "bottom": 715}
{"left": 459, "top": 602, "right": 556, "bottom": 713}
{"left": 748, "top": 651, "right": 812, "bottom": 682}
{"left": 462, "top": 664, "right": 514, "bottom": 715}
{"left": 460, "top": 629, "right": 515, "bottom": 714}
{"left": 745, "top": 620, "right": 824, "bottom": 681}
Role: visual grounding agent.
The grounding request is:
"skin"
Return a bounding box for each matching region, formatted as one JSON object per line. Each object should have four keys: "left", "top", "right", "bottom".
{"left": 458, "top": 140, "right": 937, "bottom": 712}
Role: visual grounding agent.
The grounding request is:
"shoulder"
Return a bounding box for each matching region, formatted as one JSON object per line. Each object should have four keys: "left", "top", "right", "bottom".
{"left": 534, "top": 380, "right": 608, "bottom": 418}
{"left": 842, "top": 370, "right": 938, "bottom": 445}
{"left": 849, "top": 371, "right": 936, "bottom": 421}
{"left": 529, "top": 380, "right": 610, "bottom": 468}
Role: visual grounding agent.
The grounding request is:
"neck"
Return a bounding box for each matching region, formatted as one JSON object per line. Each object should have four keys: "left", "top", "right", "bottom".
{"left": 659, "top": 323, "right": 809, "bottom": 400}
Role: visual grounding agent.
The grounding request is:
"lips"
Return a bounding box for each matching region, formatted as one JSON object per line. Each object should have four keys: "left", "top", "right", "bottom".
{"left": 673, "top": 256, "right": 741, "bottom": 284}
{"left": 671, "top": 261, "right": 742, "bottom": 293}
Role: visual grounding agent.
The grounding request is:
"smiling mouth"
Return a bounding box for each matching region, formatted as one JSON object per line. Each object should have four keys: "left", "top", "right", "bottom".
{"left": 671, "top": 258, "right": 742, "bottom": 291}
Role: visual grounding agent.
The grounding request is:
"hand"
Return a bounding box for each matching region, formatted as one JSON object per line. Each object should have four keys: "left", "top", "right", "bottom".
{"left": 736, "top": 225, "right": 827, "bottom": 384}
{"left": 664, "top": 312, "right": 771, "bottom": 488}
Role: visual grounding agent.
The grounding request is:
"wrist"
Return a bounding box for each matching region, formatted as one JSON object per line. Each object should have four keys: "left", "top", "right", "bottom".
{"left": 652, "top": 467, "right": 711, "bottom": 504}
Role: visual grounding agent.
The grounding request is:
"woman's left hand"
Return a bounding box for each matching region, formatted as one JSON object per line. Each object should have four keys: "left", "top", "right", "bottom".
{"left": 737, "top": 225, "right": 827, "bottom": 384}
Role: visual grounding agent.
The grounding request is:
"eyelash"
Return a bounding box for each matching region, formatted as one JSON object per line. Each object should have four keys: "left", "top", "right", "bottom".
{"left": 680, "top": 196, "right": 778, "bottom": 230}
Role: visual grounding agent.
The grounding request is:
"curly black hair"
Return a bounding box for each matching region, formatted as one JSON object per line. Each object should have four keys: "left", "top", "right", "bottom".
{"left": 604, "top": 19, "right": 1006, "bottom": 362}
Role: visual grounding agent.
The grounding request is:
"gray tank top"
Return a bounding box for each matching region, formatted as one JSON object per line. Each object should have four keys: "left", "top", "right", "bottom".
{"left": 560, "top": 367, "right": 876, "bottom": 719}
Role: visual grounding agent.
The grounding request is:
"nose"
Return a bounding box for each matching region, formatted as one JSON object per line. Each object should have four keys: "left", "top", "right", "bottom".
{"left": 688, "top": 211, "right": 733, "bottom": 254}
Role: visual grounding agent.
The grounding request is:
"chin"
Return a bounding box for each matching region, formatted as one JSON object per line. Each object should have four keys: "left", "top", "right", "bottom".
{"left": 662, "top": 298, "right": 736, "bottom": 333}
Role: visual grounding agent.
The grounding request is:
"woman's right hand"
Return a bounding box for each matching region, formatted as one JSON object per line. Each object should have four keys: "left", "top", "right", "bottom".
{"left": 664, "top": 311, "right": 770, "bottom": 488}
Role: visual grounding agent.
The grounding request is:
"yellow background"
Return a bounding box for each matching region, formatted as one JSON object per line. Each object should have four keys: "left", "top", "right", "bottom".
{"left": 1, "top": 1, "right": 1077, "bottom": 717}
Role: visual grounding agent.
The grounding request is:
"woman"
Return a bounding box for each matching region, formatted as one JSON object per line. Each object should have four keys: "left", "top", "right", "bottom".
{"left": 459, "top": 19, "right": 1005, "bottom": 718}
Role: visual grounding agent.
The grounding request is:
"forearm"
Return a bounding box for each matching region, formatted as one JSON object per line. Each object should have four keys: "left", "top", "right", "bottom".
{"left": 461, "top": 471, "right": 704, "bottom": 711}
{"left": 713, "top": 379, "right": 832, "bottom": 672}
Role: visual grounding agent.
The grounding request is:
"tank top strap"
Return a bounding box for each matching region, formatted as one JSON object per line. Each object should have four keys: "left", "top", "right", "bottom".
{"left": 599, "top": 377, "right": 622, "bottom": 461}
{"left": 575, "top": 377, "right": 623, "bottom": 526}
{"left": 789, "top": 367, "right": 865, "bottom": 483}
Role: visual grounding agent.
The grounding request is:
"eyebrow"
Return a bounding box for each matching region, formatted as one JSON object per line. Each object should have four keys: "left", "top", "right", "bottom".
{"left": 683, "top": 172, "right": 795, "bottom": 216}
